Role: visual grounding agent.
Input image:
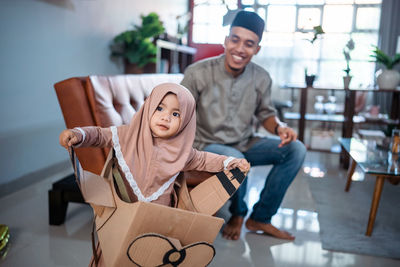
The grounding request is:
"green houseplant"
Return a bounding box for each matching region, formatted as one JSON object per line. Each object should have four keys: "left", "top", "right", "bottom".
{"left": 110, "top": 12, "right": 165, "bottom": 73}
{"left": 370, "top": 46, "right": 400, "bottom": 89}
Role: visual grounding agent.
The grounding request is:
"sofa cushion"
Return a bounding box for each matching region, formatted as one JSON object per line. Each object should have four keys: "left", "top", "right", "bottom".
{"left": 86, "top": 74, "right": 184, "bottom": 127}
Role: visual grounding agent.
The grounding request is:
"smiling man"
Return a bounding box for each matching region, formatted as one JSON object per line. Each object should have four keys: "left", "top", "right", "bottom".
{"left": 181, "top": 11, "right": 306, "bottom": 241}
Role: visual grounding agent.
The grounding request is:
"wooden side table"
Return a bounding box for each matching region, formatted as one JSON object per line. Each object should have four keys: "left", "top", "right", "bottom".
{"left": 340, "top": 138, "right": 400, "bottom": 236}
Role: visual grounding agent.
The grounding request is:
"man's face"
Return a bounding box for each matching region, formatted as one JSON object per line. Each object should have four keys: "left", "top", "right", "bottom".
{"left": 224, "top": 26, "right": 261, "bottom": 77}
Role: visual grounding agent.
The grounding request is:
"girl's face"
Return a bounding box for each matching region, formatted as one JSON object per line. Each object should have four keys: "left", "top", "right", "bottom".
{"left": 150, "top": 93, "right": 181, "bottom": 139}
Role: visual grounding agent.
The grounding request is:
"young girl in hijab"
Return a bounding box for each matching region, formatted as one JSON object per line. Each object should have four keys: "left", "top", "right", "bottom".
{"left": 59, "top": 83, "right": 249, "bottom": 206}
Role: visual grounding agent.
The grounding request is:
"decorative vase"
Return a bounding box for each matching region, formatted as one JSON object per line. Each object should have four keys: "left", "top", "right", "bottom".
{"left": 376, "top": 69, "right": 400, "bottom": 89}
{"left": 343, "top": 75, "right": 352, "bottom": 89}
{"left": 305, "top": 75, "right": 316, "bottom": 87}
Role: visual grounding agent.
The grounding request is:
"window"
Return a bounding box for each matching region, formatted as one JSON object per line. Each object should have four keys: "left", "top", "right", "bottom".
{"left": 192, "top": 0, "right": 238, "bottom": 44}
{"left": 191, "top": 0, "right": 382, "bottom": 88}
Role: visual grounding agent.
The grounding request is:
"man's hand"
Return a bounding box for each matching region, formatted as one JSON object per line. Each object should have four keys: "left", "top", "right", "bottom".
{"left": 262, "top": 116, "right": 297, "bottom": 147}
{"left": 226, "top": 158, "right": 250, "bottom": 172}
{"left": 276, "top": 125, "right": 297, "bottom": 147}
{"left": 59, "top": 129, "right": 80, "bottom": 149}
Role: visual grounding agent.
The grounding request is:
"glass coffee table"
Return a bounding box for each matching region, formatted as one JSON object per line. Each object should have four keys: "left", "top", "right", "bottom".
{"left": 339, "top": 138, "right": 400, "bottom": 236}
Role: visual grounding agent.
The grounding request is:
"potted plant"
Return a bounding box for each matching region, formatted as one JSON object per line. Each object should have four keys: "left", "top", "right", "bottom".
{"left": 370, "top": 46, "right": 400, "bottom": 89}
{"left": 343, "top": 38, "right": 355, "bottom": 89}
{"left": 303, "top": 25, "right": 325, "bottom": 87}
{"left": 110, "top": 12, "right": 165, "bottom": 74}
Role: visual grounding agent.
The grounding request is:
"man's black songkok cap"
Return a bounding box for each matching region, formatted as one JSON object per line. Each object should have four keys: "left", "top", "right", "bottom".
{"left": 230, "top": 11, "right": 265, "bottom": 42}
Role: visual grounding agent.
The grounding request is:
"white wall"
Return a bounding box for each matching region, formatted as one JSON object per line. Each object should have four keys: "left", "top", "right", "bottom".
{"left": 0, "top": 0, "right": 187, "bottom": 187}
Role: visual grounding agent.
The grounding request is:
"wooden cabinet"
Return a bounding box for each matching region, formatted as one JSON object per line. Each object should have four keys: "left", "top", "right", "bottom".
{"left": 281, "top": 85, "right": 400, "bottom": 165}
{"left": 156, "top": 40, "right": 197, "bottom": 74}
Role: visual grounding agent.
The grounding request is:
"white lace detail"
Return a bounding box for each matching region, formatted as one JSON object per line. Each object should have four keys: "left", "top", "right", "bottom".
{"left": 223, "top": 156, "right": 236, "bottom": 170}
{"left": 110, "top": 126, "right": 178, "bottom": 202}
{"left": 74, "top": 127, "right": 86, "bottom": 143}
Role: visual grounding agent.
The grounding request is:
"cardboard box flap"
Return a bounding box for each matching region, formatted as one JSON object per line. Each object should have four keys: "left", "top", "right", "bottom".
{"left": 79, "top": 164, "right": 115, "bottom": 208}
{"left": 127, "top": 233, "right": 215, "bottom": 267}
{"left": 69, "top": 147, "right": 115, "bottom": 209}
{"left": 176, "top": 173, "right": 198, "bottom": 213}
{"left": 189, "top": 167, "right": 248, "bottom": 215}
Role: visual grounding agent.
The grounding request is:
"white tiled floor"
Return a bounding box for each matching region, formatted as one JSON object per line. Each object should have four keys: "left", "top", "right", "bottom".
{"left": 1, "top": 151, "right": 399, "bottom": 266}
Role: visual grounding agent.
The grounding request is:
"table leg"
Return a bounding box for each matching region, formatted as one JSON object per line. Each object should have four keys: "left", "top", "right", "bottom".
{"left": 366, "top": 175, "right": 385, "bottom": 236}
{"left": 345, "top": 159, "right": 357, "bottom": 192}
{"left": 298, "top": 87, "right": 307, "bottom": 143}
{"left": 340, "top": 90, "right": 356, "bottom": 169}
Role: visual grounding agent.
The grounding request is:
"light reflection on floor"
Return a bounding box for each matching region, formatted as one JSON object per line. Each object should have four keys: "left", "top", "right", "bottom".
{"left": 271, "top": 208, "right": 319, "bottom": 234}
{"left": 351, "top": 170, "right": 365, "bottom": 181}
{"left": 303, "top": 162, "right": 366, "bottom": 182}
{"left": 303, "top": 165, "right": 326, "bottom": 178}
{"left": 246, "top": 166, "right": 320, "bottom": 235}
{"left": 270, "top": 240, "right": 357, "bottom": 267}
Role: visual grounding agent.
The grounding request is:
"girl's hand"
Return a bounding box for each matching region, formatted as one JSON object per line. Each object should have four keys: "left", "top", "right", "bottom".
{"left": 59, "top": 129, "right": 80, "bottom": 149}
{"left": 226, "top": 158, "right": 250, "bottom": 172}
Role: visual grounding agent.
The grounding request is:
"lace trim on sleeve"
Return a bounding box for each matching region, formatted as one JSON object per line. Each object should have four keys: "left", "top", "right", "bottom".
{"left": 223, "top": 156, "right": 236, "bottom": 170}
{"left": 71, "top": 127, "right": 86, "bottom": 148}
{"left": 110, "top": 126, "right": 178, "bottom": 202}
{"left": 74, "top": 127, "right": 86, "bottom": 143}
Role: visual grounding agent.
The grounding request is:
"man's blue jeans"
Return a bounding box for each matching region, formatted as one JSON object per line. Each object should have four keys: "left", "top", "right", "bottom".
{"left": 204, "top": 136, "right": 306, "bottom": 224}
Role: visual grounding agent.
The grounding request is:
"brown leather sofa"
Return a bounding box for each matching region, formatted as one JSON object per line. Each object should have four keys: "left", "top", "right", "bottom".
{"left": 50, "top": 74, "right": 191, "bottom": 224}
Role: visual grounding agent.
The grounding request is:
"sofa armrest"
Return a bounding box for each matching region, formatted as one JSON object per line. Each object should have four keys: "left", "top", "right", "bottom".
{"left": 54, "top": 77, "right": 108, "bottom": 174}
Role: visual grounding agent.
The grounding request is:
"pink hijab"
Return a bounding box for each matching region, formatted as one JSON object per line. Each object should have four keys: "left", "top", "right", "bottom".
{"left": 110, "top": 83, "right": 196, "bottom": 205}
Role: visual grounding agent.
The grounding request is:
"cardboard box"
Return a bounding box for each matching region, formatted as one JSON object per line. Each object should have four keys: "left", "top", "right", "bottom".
{"left": 310, "top": 129, "right": 335, "bottom": 150}
{"left": 73, "top": 149, "right": 247, "bottom": 267}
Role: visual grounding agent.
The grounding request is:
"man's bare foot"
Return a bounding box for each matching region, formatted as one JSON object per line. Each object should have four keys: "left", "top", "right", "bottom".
{"left": 222, "top": 216, "right": 244, "bottom": 240}
{"left": 245, "top": 218, "right": 295, "bottom": 240}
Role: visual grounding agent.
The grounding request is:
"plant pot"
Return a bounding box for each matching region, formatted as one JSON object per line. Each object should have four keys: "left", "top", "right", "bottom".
{"left": 124, "top": 60, "right": 156, "bottom": 74}
{"left": 343, "top": 75, "right": 352, "bottom": 89}
{"left": 376, "top": 69, "right": 400, "bottom": 89}
{"left": 305, "top": 75, "right": 316, "bottom": 87}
